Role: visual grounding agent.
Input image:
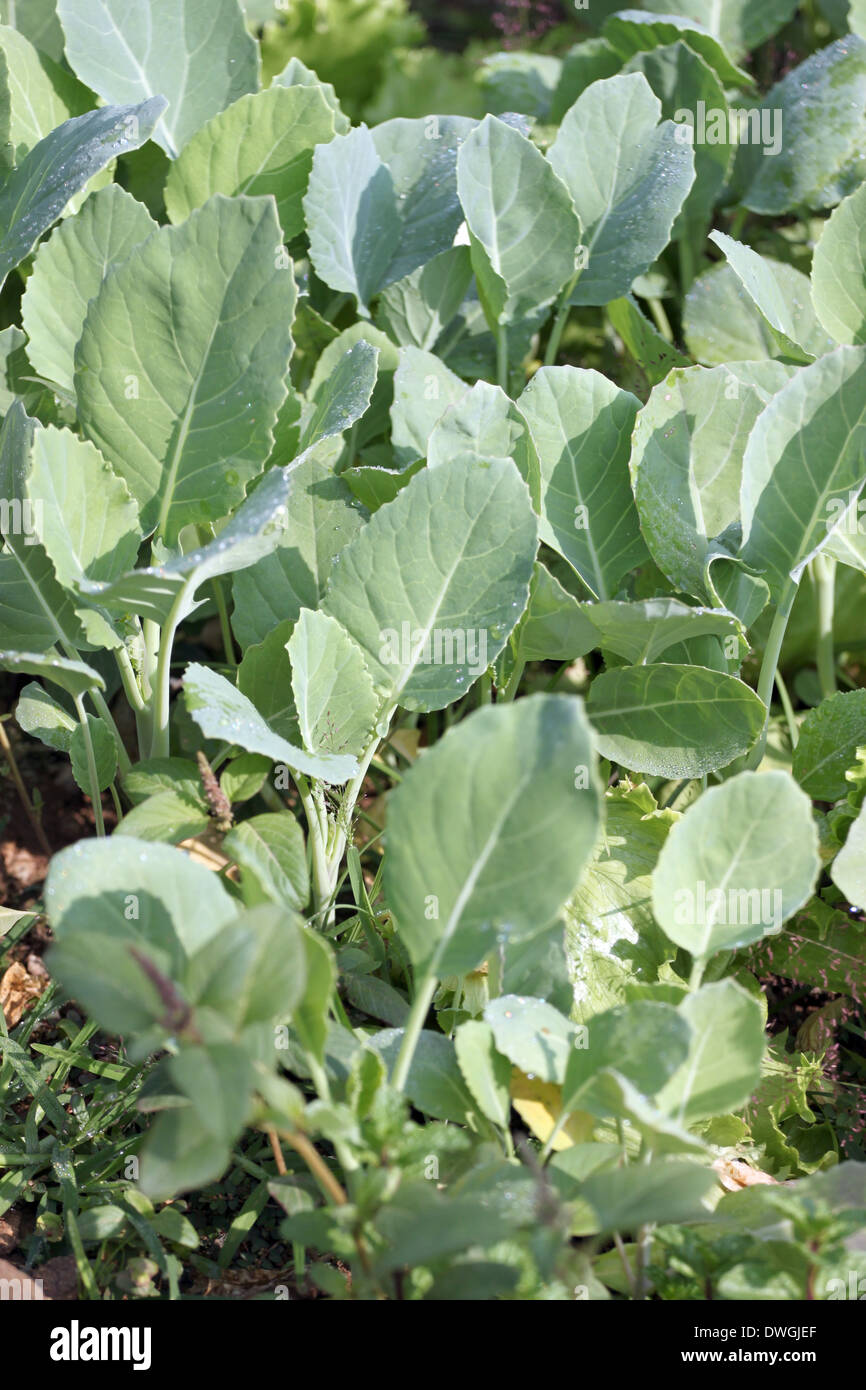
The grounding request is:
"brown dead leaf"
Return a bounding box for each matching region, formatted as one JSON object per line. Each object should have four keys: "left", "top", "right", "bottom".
{"left": 713, "top": 1157, "right": 779, "bottom": 1192}
{"left": 178, "top": 828, "right": 236, "bottom": 875}
{"left": 0, "top": 960, "right": 47, "bottom": 1027}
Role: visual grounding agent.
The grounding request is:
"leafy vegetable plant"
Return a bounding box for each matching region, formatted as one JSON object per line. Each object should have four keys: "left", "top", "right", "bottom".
{"left": 1, "top": 0, "right": 866, "bottom": 1302}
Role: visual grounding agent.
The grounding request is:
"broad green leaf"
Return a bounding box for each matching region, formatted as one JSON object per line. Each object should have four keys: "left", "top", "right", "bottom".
{"left": 138, "top": 1108, "right": 229, "bottom": 1201}
{"left": 551, "top": 38, "right": 624, "bottom": 123}
{"left": 577, "top": 1159, "right": 717, "bottom": 1234}
{"left": 656, "top": 980, "right": 766, "bottom": 1124}
{"left": 0, "top": 97, "right": 165, "bottom": 290}
{"left": 24, "top": 425, "right": 140, "bottom": 589}
{"left": 586, "top": 664, "right": 765, "bottom": 777}
{"left": 303, "top": 124, "right": 401, "bottom": 313}
{"left": 457, "top": 114, "right": 581, "bottom": 325}
{"left": 69, "top": 714, "right": 117, "bottom": 794}
{"left": 683, "top": 262, "right": 829, "bottom": 365}
{"left": 577, "top": 1068, "right": 708, "bottom": 1153}
{"left": 652, "top": 771, "right": 820, "bottom": 957}
{"left": 428, "top": 381, "right": 537, "bottom": 487}
{"left": 453, "top": 1020, "right": 511, "bottom": 1129}
{"left": 518, "top": 366, "right": 644, "bottom": 599}
{"left": 122, "top": 757, "right": 202, "bottom": 805}
{"left": 183, "top": 662, "right": 358, "bottom": 785}
{"left": 479, "top": 51, "right": 561, "bottom": 120}
{"left": 371, "top": 1029, "right": 476, "bottom": 1123}
{"left": 623, "top": 42, "right": 732, "bottom": 239}
{"left": 740, "top": 347, "right": 866, "bottom": 601}
{"left": 231, "top": 443, "right": 365, "bottom": 649}
{"left": 164, "top": 85, "right": 337, "bottom": 239}
{"left": 376, "top": 246, "right": 473, "bottom": 352}
{"left": 300, "top": 341, "right": 378, "bottom": 451}
{"left": 831, "top": 803, "right": 866, "bottom": 909}
{"left": 270, "top": 55, "right": 349, "bottom": 134}
{"left": 293, "top": 927, "right": 335, "bottom": 1068}
{"left": 643, "top": 0, "right": 800, "bottom": 59}
{"left": 116, "top": 789, "right": 210, "bottom": 843}
{"left": 582, "top": 599, "right": 745, "bottom": 666}
{"left": 369, "top": 116, "right": 478, "bottom": 286}
{"left": 385, "top": 695, "right": 601, "bottom": 976}
{"left": 485, "top": 995, "right": 576, "bottom": 1085}
{"left": 21, "top": 185, "right": 157, "bottom": 395}
{"left": 563, "top": 1001, "right": 692, "bottom": 1110}
{"left": 547, "top": 73, "right": 694, "bottom": 305}
{"left": 221, "top": 904, "right": 308, "bottom": 1025}
{"left": 14, "top": 680, "right": 76, "bottom": 751}
{"left": 169, "top": 1043, "right": 253, "bottom": 1144}
{"left": 0, "top": 23, "right": 91, "bottom": 162}
{"left": 322, "top": 457, "right": 538, "bottom": 713}
{"left": 77, "top": 463, "right": 293, "bottom": 627}
{"left": 288, "top": 609, "right": 377, "bottom": 760}
{"left": 0, "top": 544, "right": 88, "bottom": 652}
{"left": 0, "top": 0, "right": 65, "bottom": 61}
{"left": 792, "top": 690, "right": 866, "bottom": 800}
{"left": 607, "top": 294, "right": 691, "bottom": 386}
{"left": 307, "top": 322, "right": 398, "bottom": 454}
{"left": 811, "top": 182, "right": 866, "bottom": 346}
{"left": 219, "top": 752, "right": 270, "bottom": 804}
{"left": 734, "top": 37, "right": 866, "bottom": 215}
{"left": 0, "top": 650, "right": 103, "bottom": 697}
{"left": 565, "top": 783, "right": 677, "bottom": 1022}
{"left": 390, "top": 345, "right": 464, "bottom": 468}
{"left": 237, "top": 620, "right": 298, "bottom": 740}
{"left": 76, "top": 195, "right": 295, "bottom": 545}
{"left": 603, "top": 10, "right": 752, "bottom": 87}
{"left": 709, "top": 232, "right": 831, "bottom": 363}
{"left": 514, "top": 562, "right": 597, "bottom": 663}
{"left": 56, "top": 0, "right": 259, "bottom": 158}
{"left": 630, "top": 361, "right": 796, "bottom": 599}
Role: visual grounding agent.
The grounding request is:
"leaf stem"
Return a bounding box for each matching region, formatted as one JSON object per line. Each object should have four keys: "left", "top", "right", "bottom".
{"left": 391, "top": 971, "right": 438, "bottom": 1093}
{"left": 73, "top": 694, "right": 105, "bottom": 836}
{"left": 812, "top": 553, "right": 837, "bottom": 700}
{"left": 747, "top": 583, "right": 797, "bottom": 770}
{"left": 149, "top": 581, "right": 192, "bottom": 759}
{"left": 496, "top": 323, "right": 509, "bottom": 394}
{"left": 544, "top": 266, "right": 582, "bottom": 367}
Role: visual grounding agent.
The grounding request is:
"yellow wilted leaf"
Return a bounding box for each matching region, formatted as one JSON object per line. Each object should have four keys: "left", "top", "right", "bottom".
{"left": 0, "top": 961, "right": 46, "bottom": 1028}
{"left": 510, "top": 1068, "right": 593, "bottom": 1150}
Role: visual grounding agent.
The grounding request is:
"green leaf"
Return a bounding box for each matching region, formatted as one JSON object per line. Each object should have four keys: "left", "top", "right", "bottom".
{"left": 139, "top": 1108, "right": 229, "bottom": 1201}
{"left": 116, "top": 790, "right": 211, "bottom": 843}
{"left": 655, "top": 980, "right": 766, "bottom": 1124}
{"left": 514, "top": 562, "right": 597, "bottom": 663}
{"left": 224, "top": 813, "right": 309, "bottom": 912}
{"left": 456, "top": 114, "right": 581, "bottom": 325}
{"left": 0, "top": 23, "right": 92, "bottom": 162}
{"left": 485, "top": 995, "right": 575, "bottom": 1085}
{"left": 169, "top": 1044, "right": 253, "bottom": 1144}
{"left": 630, "top": 361, "right": 796, "bottom": 599}
{"left": 376, "top": 246, "right": 473, "bottom": 352}
{"left": 371, "top": 1029, "right": 476, "bottom": 1123}
{"left": 733, "top": 37, "right": 866, "bottom": 215}
{"left": 0, "top": 97, "right": 165, "bottom": 290}
{"left": 0, "top": 650, "right": 103, "bottom": 697}
{"left": 75, "top": 194, "right": 295, "bottom": 545}
{"left": 709, "top": 231, "right": 832, "bottom": 363}
{"left": 831, "top": 804, "right": 866, "bottom": 909}
{"left": 231, "top": 442, "right": 365, "bottom": 650}
{"left": 603, "top": 10, "right": 753, "bottom": 87}
{"left": 70, "top": 714, "right": 117, "bottom": 794}
{"left": 0, "top": 543, "right": 88, "bottom": 653}
{"left": 517, "top": 366, "right": 644, "bottom": 599}
{"left": 220, "top": 752, "right": 270, "bottom": 804}
{"left": 683, "top": 262, "right": 829, "bottom": 366}
{"left": 390, "top": 345, "right": 465, "bottom": 468}
{"left": 652, "top": 771, "right": 820, "bottom": 957}
{"left": 21, "top": 185, "right": 157, "bottom": 395}
{"left": 586, "top": 664, "right": 765, "bottom": 778}
{"left": 547, "top": 73, "right": 694, "bottom": 306}
{"left": 563, "top": 1001, "right": 692, "bottom": 1109}
{"left": 24, "top": 425, "right": 141, "bottom": 589}
{"left": 453, "top": 1020, "right": 512, "bottom": 1129}
{"left": 270, "top": 55, "right": 349, "bottom": 134}
{"left": 565, "top": 783, "right": 677, "bottom": 1022}
{"left": 607, "top": 294, "right": 691, "bottom": 386}
{"left": 303, "top": 124, "right": 401, "bottom": 313}
{"left": 0, "top": 0, "right": 65, "bottom": 61}
{"left": 427, "top": 380, "right": 537, "bottom": 483}
{"left": 237, "top": 621, "right": 299, "bottom": 740}
{"left": 578, "top": 1159, "right": 718, "bottom": 1234}
{"left": 56, "top": 0, "right": 259, "bottom": 159}
{"left": 581, "top": 599, "right": 745, "bottom": 666}
{"left": 811, "top": 182, "right": 866, "bottom": 346}
{"left": 288, "top": 608, "right": 378, "bottom": 759}
{"left": 293, "top": 927, "right": 335, "bottom": 1067}
{"left": 300, "top": 340, "right": 378, "bottom": 451}
{"left": 385, "top": 695, "right": 601, "bottom": 976}
{"left": 14, "top": 680, "right": 76, "bottom": 752}
{"left": 323, "top": 457, "right": 537, "bottom": 713}
{"left": 183, "top": 662, "right": 358, "bottom": 785}
{"left": 739, "top": 347, "right": 866, "bottom": 601}
{"left": 164, "top": 85, "right": 337, "bottom": 239}
{"left": 792, "top": 689, "right": 866, "bottom": 800}
{"left": 643, "top": 0, "right": 800, "bottom": 59}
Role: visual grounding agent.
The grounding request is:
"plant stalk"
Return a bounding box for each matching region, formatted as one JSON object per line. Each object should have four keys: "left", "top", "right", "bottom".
{"left": 812, "top": 553, "right": 837, "bottom": 700}
{"left": 73, "top": 694, "right": 105, "bottom": 836}
{"left": 391, "top": 971, "right": 438, "bottom": 1093}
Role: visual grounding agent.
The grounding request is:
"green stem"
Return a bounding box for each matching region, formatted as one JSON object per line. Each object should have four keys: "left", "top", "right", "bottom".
{"left": 391, "top": 972, "right": 438, "bottom": 1093}
{"left": 73, "top": 694, "right": 105, "bottom": 837}
{"left": 775, "top": 668, "right": 799, "bottom": 750}
{"left": 812, "top": 553, "right": 837, "bottom": 700}
{"left": 149, "top": 581, "right": 192, "bottom": 759}
{"left": 647, "top": 297, "right": 674, "bottom": 343}
{"left": 211, "top": 578, "right": 236, "bottom": 669}
{"left": 478, "top": 670, "right": 493, "bottom": 705}
{"left": 295, "top": 772, "right": 333, "bottom": 917}
{"left": 544, "top": 266, "right": 582, "bottom": 368}
{"left": 746, "top": 583, "right": 797, "bottom": 771}
{"left": 496, "top": 324, "right": 509, "bottom": 394}
{"left": 500, "top": 658, "right": 526, "bottom": 703}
